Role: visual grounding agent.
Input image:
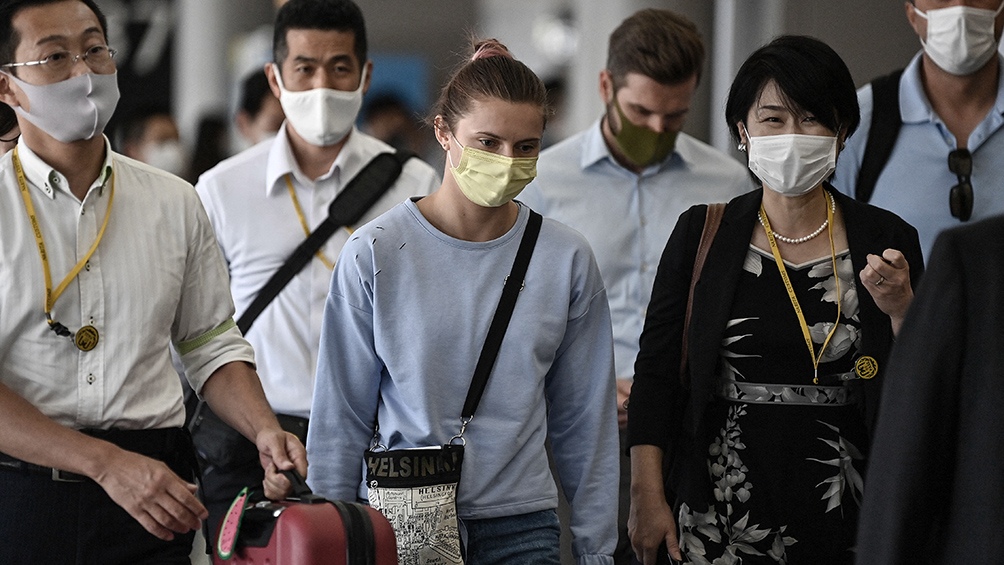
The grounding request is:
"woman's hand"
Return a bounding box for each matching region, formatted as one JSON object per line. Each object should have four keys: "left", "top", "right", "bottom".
{"left": 629, "top": 445, "right": 682, "bottom": 564}
{"left": 860, "top": 248, "right": 913, "bottom": 335}
{"left": 629, "top": 494, "right": 681, "bottom": 565}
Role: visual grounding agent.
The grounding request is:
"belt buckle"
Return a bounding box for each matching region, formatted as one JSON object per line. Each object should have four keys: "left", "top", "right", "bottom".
{"left": 51, "top": 468, "right": 84, "bottom": 482}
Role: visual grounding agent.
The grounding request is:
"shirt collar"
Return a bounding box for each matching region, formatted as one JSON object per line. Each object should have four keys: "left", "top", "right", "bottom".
{"left": 900, "top": 52, "right": 1004, "bottom": 124}
{"left": 579, "top": 117, "right": 684, "bottom": 175}
{"left": 265, "top": 122, "right": 363, "bottom": 196}
{"left": 15, "top": 135, "right": 114, "bottom": 201}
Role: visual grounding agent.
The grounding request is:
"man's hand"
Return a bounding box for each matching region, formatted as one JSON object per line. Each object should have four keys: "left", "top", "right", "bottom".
{"left": 93, "top": 446, "right": 207, "bottom": 541}
{"left": 257, "top": 429, "right": 307, "bottom": 500}
{"left": 200, "top": 361, "right": 309, "bottom": 499}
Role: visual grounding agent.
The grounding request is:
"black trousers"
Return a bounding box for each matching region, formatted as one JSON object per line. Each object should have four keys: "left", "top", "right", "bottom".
{"left": 0, "top": 428, "right": 198, "bottom": 565}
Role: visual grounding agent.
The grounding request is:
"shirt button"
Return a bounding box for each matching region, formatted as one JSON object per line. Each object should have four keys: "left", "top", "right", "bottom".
{"left": 641, "top": 262, "right": 649, "bottom": 272}
{"left": 85, "top": 262, "right": 91, "bottom": 271}
{"left": 86, "top": 374, "right": 95, "bottom": 384}
{"left": 640, "top": 217, "right": 647, "bottom": 227}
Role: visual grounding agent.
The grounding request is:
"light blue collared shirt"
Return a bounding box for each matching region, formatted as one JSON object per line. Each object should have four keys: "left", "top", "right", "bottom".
{"left": 521, "top": 120, "right": 752, "bottom": 379}
{"left": 833, "top": 52, "right": 1004, "bottom": 259}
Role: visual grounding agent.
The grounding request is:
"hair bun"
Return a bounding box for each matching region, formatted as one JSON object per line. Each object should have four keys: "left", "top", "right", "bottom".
{"left": 471, "top": 39, "right": 512, "bottom": 62}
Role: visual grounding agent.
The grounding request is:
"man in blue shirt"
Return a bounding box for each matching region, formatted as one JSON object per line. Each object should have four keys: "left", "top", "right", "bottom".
{"left": 833, "top": 0, "right": 1004, "bottom": 258}
{"left": 520, "top": 8, "right": 750, "bottom": 564}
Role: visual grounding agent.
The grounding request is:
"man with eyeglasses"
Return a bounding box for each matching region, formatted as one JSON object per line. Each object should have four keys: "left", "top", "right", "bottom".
{"left": 833, "top": 0, "right": 1004, "bottom": 258}
{"left": 0, "top": 1, "right": 307, "bottom": 562}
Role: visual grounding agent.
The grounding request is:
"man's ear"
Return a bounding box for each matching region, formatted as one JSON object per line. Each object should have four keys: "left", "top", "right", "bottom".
{"left": 361, "top": 60, "right": 373, "bottom": 95}
{"left": 905, "top": 1, "right": 924, "bottom": 39}
{"left": 598, "top": 69, "right": 614, "bottom": 106}
{"left": 264, "top": 63, "right": 282, "bottom": 100}
{"left": 0, "top": 72, "right": 22, "bottom": 109}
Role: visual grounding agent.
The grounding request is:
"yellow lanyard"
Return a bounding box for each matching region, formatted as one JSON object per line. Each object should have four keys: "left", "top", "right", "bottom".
{"left": 14, "top": 147, "right": 114, "bottom": 345}
{"left": 759, "top": 190, "right": 841, "bottom": 385}
{"left": 285, "top": 174, "right": 336, "bottom": 270}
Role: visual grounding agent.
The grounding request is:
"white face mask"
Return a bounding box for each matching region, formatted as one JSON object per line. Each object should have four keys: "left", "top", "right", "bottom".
{"left": 744, "top": 126, "right": 837, "bottom": 197}
{"left": 914, "top": 1, "right": 1004, "bottom": 76}
{"left": 143, "top": 139, "right": 188, "bottom": 177}
{"left": 272, "top": 63, "right": 365, "bottom": 147}
{"left": 5, "top": 71, "right": 120, "bottom": 143}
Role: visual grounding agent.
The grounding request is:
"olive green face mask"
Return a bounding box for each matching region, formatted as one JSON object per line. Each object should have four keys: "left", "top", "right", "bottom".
{"left": 609, "top": 97, "right": 678, "bottom": 167}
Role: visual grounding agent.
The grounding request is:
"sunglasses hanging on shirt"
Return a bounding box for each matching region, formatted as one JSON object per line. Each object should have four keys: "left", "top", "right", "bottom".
{"left": 948, "top": 148, "right": 973, "bottom": 221}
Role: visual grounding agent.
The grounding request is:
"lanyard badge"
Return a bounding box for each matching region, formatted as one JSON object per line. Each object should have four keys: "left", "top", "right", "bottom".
{"left": 14, "top": 147, "right": 113, "bottom": 351}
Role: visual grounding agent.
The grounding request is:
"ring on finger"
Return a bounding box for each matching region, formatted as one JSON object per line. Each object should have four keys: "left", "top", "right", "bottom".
{"left": 875, "top": 275, "right": 885, "bottom": 286}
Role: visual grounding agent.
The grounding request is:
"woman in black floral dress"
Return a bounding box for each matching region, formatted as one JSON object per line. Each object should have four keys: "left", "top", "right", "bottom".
{"left": 626, "top": 36, "right": 924, "bottom": 565}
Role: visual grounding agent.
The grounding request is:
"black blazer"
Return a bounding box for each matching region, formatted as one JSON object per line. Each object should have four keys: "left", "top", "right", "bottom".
{"left": 627, "top": 187, "right": 924, "bottom": 463}
{"left": 856, "top": 215, "right": 1004, "bottom": 565}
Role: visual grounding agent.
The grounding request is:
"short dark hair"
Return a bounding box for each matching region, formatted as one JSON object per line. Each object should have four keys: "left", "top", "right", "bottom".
{"left": 725, "top": 35, "right": 860, "bottom": 147}
{"left": 238, "top": 70, "right": 276, "bottom": 118}
{"left": 272, "top": 0, "right": 367, "bottom": 67}
{"left": 606, "top": 8, "right": 704, "bottom": 88}
{"left": 0, "top": 0, "right": 109, "bottom": 70}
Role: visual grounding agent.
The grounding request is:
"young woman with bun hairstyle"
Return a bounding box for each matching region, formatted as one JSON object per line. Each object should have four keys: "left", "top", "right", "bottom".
{"left": 307, "top": 38, "right": 620, "bottom": 564}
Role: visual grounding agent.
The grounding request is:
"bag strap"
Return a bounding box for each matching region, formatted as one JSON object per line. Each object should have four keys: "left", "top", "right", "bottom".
{"left": 855, "top": 69, "right": 904, "bottom": 203}
{"left": 679, "top": 203, "right": 726, "bottom": 386}
{"left": 187, "top": 151, "right": 412, "bottom": 433}
{"left": 460, "top": 210, "right": 543, "bottom": 419}
{"left": 237, "top": 150, "right": 414, "bottom": 335}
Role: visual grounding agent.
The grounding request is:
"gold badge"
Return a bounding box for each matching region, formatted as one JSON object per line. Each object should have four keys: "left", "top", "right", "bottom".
{"left": 74, "top": 325, "right": 100, "bottom": 352}
{"left": 854, "top": 355, "right": 879, "bottom": 380}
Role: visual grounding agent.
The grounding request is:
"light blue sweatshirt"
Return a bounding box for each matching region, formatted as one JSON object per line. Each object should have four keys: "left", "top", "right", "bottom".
{"left": 307, "top": 199, "right": 619, "bottom": 564}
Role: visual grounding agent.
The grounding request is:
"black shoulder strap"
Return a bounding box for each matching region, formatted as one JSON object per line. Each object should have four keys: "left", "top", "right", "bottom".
{"left": 855, "top": 69, "right": 904, "bottom": 203}
{"left": 460, "top": 211, "right": 543, "bottom": 419}
{"left": 237, "top": 151, "right": 413, "bottom": 335}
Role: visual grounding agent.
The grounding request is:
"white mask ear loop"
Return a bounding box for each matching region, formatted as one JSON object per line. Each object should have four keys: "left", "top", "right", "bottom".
{"left": 739, "top": 123, "right": 751, "bottom": 152}
{"left": 446, "top": 135, "right": 466, "bottom": 169}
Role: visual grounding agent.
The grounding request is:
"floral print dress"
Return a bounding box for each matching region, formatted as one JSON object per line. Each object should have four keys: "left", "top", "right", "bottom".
{"left": 677, "top": 246, "right": 867, "bottom": 565}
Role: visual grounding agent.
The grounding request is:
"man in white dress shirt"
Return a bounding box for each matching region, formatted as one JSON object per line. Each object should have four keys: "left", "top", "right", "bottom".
{"left": 0, "top": 0, "right": 306, "bottom": 562}
{"left": 520, "top": 9, "right": 751, "bottom": 564}
{"left": 194, "top": 0, "right": 438, "bottom": 535}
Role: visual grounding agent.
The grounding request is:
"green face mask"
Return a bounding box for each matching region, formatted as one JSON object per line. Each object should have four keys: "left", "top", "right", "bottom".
{"left": 610, "top": 97, "right": 678, "bottom": 167}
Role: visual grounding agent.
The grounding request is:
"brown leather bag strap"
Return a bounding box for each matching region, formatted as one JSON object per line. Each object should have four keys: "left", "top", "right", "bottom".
{"left": 680, "top": 203, "right": 726, "bottom": 385}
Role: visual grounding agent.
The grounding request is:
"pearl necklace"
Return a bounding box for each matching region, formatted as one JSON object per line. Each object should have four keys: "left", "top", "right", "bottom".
{"left": 758, "top": 193, "right": 836, "bottom": 245}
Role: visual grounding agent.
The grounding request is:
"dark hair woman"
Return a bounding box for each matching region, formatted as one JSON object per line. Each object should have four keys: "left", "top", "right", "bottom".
{"left": 627, "top": 36, "right": 924, "bottom": 565}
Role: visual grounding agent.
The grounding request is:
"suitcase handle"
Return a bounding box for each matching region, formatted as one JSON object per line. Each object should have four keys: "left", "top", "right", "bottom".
{"left": 280, "top": 469, "right": 328, "bottom": 504}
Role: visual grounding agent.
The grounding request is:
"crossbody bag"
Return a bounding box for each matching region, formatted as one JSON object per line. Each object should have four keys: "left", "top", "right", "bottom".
{"left": 365, "top": 210, "right": 543, "bottom": 565}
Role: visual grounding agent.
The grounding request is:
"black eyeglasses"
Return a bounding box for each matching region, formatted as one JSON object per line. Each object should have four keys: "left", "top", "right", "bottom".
{"left": 948, "top": 148, "right": 973, "bottom": 222}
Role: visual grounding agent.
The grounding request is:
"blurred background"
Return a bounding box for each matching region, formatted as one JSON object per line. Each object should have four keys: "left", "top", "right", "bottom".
{"left": 97, "top": 0, "right": 929, "bottom": 178}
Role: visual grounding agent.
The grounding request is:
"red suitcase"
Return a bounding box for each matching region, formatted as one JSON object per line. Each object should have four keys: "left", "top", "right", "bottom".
{"left": 214, "top": 472, "right": 397, "bottom": 565}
